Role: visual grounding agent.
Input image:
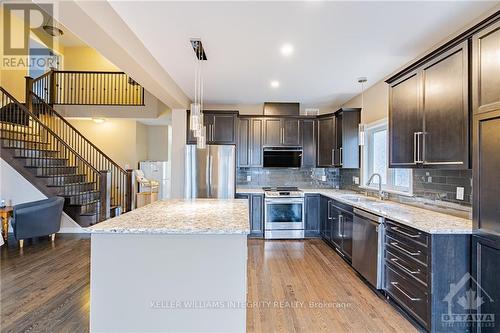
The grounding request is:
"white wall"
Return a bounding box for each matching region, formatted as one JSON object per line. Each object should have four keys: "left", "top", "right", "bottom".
{"left": 147, "top": 126, "right": 169, "bottom": 161}
{"left": 0, "top": 159, "right": 82, "bottom": 233}
{"left": 341, "top": 80, "right": 389, "bottom": 124}
{"left": 171, "top": 109, "right": 186, "bottom": 198}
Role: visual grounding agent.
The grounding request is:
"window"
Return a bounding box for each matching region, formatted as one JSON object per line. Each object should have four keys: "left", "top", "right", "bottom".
{"left": 361, "top": 119, "right": 412, "bottom": 195}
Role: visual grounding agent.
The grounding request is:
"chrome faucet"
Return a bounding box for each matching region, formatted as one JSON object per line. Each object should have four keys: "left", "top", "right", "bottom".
{"left": 366, "top": 173, "right": 387, "bottom": 200}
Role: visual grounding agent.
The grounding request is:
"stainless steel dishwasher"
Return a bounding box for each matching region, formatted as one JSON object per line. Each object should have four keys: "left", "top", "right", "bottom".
{"left": 352, "top": 208, "right": 385, "bottom": 289}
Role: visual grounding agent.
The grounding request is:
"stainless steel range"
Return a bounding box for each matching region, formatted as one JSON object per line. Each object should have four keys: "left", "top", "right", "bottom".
{"left": 263, "top": 187, "right": 305, "bottom": 239}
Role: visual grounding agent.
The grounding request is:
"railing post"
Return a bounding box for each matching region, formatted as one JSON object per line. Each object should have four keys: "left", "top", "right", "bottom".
{"left": 25, "top": 76, "right": 33, "bottom": 112}
{"left": 49, "top": 68, "right": 56, "bottom": 106}
{"left": 125, "top": 169, "right": 136, "bottom": 212}
{"left": 99, "top": 170, "right": 111, "bottom": 221}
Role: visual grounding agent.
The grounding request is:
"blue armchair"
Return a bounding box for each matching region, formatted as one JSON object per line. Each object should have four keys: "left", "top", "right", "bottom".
{"left": 11, "top": 197, "right": 64, "bottom": 248}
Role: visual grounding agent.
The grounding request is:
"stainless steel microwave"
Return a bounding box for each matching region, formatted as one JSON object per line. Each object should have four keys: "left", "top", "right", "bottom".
{"left": 263, "top": 147, "right": 302, "bottom": 168}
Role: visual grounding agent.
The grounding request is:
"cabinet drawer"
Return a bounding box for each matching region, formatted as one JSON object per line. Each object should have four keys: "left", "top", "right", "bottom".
{"left": 385, "top": 221, "right": 429, "bottom": 246}
{"left": 385, "top": 265, "right": 429, "bottom": 329}
{"left": 385, "top": 249, "right": 428, "bottom": 288}
{"left": 385, "top": 234, "right": 428, "bottom": 266}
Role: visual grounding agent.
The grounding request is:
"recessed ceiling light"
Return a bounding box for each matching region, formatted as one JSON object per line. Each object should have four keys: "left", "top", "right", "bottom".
{"left": 270, "top": 80, "right": 280, "bottom": 88}
{"left": 43, "top": 25, "right": 64, "bottom": 37}
{"left": 280, "top": 43, "right": 294, "bottom": 56}
{"left": 92, "top": 118, "right": 105, "bottom": 124}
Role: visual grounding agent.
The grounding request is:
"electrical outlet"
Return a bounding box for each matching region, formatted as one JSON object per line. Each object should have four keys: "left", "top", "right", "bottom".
{"left": 321, "top": 175, "right": 327, "bottom": 182}
{"left": 246, "top": 175, "right": 252, "bottom": 182}
{"left": 428, "top": 176, "right": 432, "bottom": 183}
{"left": 456, "top": 187, "right": 464, "bottom": 200}
{"left": 353, "top": 176, "right": 359, "bottom": 185}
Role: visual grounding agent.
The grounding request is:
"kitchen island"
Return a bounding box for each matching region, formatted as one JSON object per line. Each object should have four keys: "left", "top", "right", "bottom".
{"left": 88, "top": 199, "right": 249, "bottom": 333}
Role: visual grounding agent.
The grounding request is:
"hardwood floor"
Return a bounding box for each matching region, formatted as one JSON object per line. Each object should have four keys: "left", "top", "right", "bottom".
{"left": 1, "top": 236, "right": 417, "bottom": 332}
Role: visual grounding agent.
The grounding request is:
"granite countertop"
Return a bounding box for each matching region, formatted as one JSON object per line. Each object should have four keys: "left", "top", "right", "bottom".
{"left": 88, "top": 199, "right": 250, "bottom": 234}
{"left": 302, "top": 189, "right": 472, "bottom": 234}
{"left": 236, "top": 188, "right": 264, "bottom": 194}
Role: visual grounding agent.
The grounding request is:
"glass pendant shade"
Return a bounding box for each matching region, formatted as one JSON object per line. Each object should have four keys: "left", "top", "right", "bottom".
{"left": 196, "top": 130, "right": 206, "bottom": 149}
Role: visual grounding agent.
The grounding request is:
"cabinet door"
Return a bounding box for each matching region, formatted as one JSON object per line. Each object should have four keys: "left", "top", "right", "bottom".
{"left": 389, "top": 72, "right": 422, "bottom": 167}
{"left": 472, "top": 235, "right": 500, "bottom": 332}
{"left": 282, "top": 118, "right": 300, "bottom": 146}
{"left": 320, "top": 196, "right": 329, "bottom": 239}
{"left": 250, "top": 194, "right": 264, "bottom": 237}
{"left": 422, "top": 42, "right": 469, "bottom": 167}
{"left": 301, "top": 119, "right": 316, "bottom": 167}
{"left": 340, "top": 110, "right": 361, "bottom": 169}
{"left": 334, "top": 113, "right": 343, "bottom": 166}
{"left": 341, "top": 213, "right": 353, "bottom": 260}
{"left": 264, "top": 118, "right": 282, "bottom": 146}
{"left": 474, "top": 112, "right": 500, "bottom": 234}
{"left": 211, "top": 114, "right": 236, "bottom": 144}
{"left": 237, "top": 118, "right": 250, "bottom": 167}
{"left": 305, "top": 194, "right": 320, "bottom": 237}
{"left": 330, "top": 203, "right": 343, "bottom": 250}
{"left": 317, "top": 117, "right": 335, "bottom": 167}
{"left": 473, "top": 21, "right": 500, "bottom": 115}
{"left": 250, "top": 118, "right": 263, "bottom": 167}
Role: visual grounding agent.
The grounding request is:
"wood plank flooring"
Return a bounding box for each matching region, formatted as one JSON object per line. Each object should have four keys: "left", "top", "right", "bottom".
{"left": 1, "top": 235, "right": 417, "bottom": 332}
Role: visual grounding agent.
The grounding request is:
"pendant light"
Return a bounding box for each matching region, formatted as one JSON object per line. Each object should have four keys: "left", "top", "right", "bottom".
{"left": 189, "top": 39, "right": 208, "bottom": 149}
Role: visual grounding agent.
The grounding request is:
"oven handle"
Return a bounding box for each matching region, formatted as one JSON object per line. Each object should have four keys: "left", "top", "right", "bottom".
{"left": 265, "top": 199, "right": 304, "bottom": 204}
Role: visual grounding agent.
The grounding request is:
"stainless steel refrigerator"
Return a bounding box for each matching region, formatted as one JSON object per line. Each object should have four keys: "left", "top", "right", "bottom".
{"left": 185, "top": 145, "right": 236, "bottom": 199}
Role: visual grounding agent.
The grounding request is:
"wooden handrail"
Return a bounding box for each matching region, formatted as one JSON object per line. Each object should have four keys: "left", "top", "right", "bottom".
{"left": 30, "top": 92, "right": 128, "bottom": 174}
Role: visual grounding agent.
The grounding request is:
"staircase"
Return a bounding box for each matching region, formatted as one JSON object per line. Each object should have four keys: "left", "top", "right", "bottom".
{"left": 1, "top": 75, "right": 136, "bottom": 226}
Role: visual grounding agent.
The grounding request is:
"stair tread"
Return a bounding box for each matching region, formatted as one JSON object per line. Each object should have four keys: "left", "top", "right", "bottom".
{"left": 38, "top": 173, "right": 86, "bottom": 178}
{"left": 4, "top": 146, "right": 59, "bottom": 152}
{"left": 0, "top": 129, "right": 40, "bottom": 136}
{"left": 15, "top": 156, "right": 67, "bottom": 160}
{"left": 62, "top": 190, "right": 100, "bottom": 197}
{"left": 47, "top": 181, "right": 95, "bottom": 187}
{"left": 68, "top": 199, "right": 100, "bottom": 207}
{"left": 25, "top": 165, "right": 77, "bottom": 168}
{"left": 1, "top": 137, "right": 49, "bottom": 144}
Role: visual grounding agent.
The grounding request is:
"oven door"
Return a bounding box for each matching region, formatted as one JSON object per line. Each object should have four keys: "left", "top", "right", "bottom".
{"left": 264, "top": 198, "right": 304, "bottom": 230}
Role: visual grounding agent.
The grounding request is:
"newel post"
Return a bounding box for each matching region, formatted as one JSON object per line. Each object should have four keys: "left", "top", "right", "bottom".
{"left": 25, "top": 76, "right": 33, "bottom": 113}
{"left": 125, "top": 169, "right": 136, "bottom": 212}
{"left": 99, "top": 170, "right": 111, "bottom": 221}
{"left": 49, "top": 68, "right": 56, "bottom": 106}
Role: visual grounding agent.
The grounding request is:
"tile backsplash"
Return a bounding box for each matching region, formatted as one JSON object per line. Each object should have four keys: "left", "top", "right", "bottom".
{"left": 237, "top": 167, "right": 340, "bottom": 189}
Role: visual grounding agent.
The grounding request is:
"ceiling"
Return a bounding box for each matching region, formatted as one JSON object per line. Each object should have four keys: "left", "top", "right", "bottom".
{"left": 109, "top": 1, "right": 497, "bottom": 108}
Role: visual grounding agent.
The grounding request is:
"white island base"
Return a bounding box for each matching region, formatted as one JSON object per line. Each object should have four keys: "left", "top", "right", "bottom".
{"left": 90, "top": 233, "right": 247, "bottom": 332}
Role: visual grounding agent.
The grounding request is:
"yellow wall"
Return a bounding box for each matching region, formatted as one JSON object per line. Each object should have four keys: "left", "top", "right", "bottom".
{"left": 341, "top": 80, "right": 389, "bottom": 124}
{"left": 63, "top": 46, "right": 118, "bottom": 71}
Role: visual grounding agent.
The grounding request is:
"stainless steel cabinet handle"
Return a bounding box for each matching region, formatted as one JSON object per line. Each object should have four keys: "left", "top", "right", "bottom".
{"left": 390, "top": 242, "right": 421, "bottom": 256}
{"left": 211, "top": 124, "right": 215, "bottom": 141}
{"left": 327, "top": 200, "right": 332, "bottom": 219}
{"left": 413, "top": 132, "right": 418, "bottom": 164}
{"left": 339, "top": 214, "right": 344, "bottom": 237}
{"left": 391, "top": 226, "right": 421, "bottom": 238}
{"left": 413, "top": 132, "right": 424, "bottom": 163}
{"left": 332, "top": 149, "right": 335, "bottom": 165}
{"left": 390, "top": 258, "right": 420, "bottom": 274}
{"left": 390, "top": 282, "right": 421, "bottom": 301}
{"left": 339, "top": 147, "right": 343, "bottom": 166}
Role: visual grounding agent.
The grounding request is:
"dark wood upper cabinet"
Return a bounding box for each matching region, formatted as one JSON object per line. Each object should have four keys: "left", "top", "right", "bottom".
{"left": 300, "top": 119, "right": 316, "bottom": 167}
{"left": 317, "top": 116, "right": 336, "bottom": 167}
{"left": 335, "top": 108, "right": 361, "bottom": 168}
{"left": 263, "top": 118, "right": 300, "bottom": 146}
{"left": 388, "top": 71, "right": 422, "bottom": 167}
{"left": 237, "top": 117, "right": 263, "bottom": 167}
{"left": 421, "top": 42, "right": 469, "bottom": 167}
{"left": 473, "top": 20, "right": 500, "bottom": 115}
{"left": 187, "top": 111, "right": 238, "bottom": 145}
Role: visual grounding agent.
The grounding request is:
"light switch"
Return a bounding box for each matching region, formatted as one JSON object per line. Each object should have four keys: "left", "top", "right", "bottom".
{"left": 456, "top": 187, "right": 464, "bottom": 200}
{"left": 353, "top": 176, "right": 359, "bottom": 185}
{"left": 246, "top": 175, "right": 252, "bottom": 182}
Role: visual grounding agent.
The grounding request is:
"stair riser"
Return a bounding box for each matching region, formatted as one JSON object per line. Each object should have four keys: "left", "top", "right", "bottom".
{"left": 68, "top": 192, "right": 100, "bottom": 205}
{"left": 24, "top": 158, "right": 68, "bottom": 167}
{"left": 33, "top": 167, "right": 78, "bottom": 176}
{"left": 43, "top": 175, "right": 87, "bottom": 186}
{"left": 2, "top": 139, "right": 50, "bottom": 149}
{"left": 11, "top": 149, "right": 59, "bottom": 158}
{"left": 57, "top": 183, "right": 96, "bottom": 195}
{"left": 1, "top": 132, "right": 40, "bottom": 142}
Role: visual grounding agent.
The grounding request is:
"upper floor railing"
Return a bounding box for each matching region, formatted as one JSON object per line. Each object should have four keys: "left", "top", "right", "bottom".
{"left": 30, "top": 69, "right": 144, "bottom": 106}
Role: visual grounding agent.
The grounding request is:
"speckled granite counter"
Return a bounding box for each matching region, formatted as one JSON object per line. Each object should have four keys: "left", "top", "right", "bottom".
{"left": 301, "top": 189, "right": 472, "bottom": 234}
{"left": 236, "top": 188, "right": 264, "bottom": 194}
{"left": 88, "top": 199, "right": 250, "bottom": 234}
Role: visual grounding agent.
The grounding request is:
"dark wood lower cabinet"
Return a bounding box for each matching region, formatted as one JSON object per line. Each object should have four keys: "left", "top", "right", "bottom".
{"left": 384, "top": 220, "right": 471, "bottom": 333}
{"left": 236, "top": 193, "right": 264, "bottom": 237}
{"left": 305, "top": 194, "right": 320, "bottom": 237}
{"left": 320, "top": 196, "right": 353, "bottom": 261}
{"left": 472, "top": 235, "right": 500, "bottom": 333}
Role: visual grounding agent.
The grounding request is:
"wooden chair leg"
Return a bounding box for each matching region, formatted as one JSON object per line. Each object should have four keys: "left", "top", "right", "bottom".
{"left": 18, "top": 239, "right": 24, "bottom": 248}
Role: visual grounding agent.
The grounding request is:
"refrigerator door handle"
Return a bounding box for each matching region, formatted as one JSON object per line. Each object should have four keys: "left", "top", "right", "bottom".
{"left": 209, "top": 154, "right": 214, "bottom": 197}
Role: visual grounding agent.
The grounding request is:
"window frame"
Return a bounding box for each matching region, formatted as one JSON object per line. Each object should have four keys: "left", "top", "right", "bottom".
{"left": 360, "top": 118, "right": 413, "bottom": 196}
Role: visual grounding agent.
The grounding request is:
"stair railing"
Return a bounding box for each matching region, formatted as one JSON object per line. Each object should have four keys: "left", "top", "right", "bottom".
{"left": 30, "top": 69, "right": 144, "bottom": 106}
{"left": 0, "top": 87, "right": 108, "bottom": 223}
{"left": 27, "top": 91, "right": 134, "bottom": 213}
